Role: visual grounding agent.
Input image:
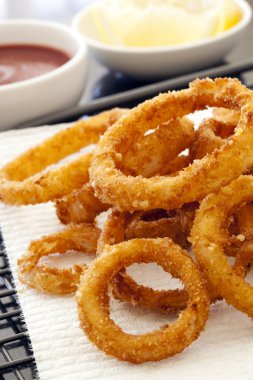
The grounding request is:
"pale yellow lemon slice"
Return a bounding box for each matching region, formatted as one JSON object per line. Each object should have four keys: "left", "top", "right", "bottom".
{"left": 90, "top": 0, "right": 242, "bottom": 47}
{"left": 214, "top": 0, "right": 242, "bottom": 35}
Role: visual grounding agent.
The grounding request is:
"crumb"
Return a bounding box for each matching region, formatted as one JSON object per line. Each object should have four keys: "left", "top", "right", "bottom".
{"left": 237, "top": 234, "right": 245, "bottom": 242}
{"left": 235, "top": 127, "right": 243, "bottom": 136}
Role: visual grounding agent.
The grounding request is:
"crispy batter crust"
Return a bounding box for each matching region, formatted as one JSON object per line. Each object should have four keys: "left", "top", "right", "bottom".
{"left": 8, "top": 77, "right": 253, "bottom": 363}
{"left": 56, "top": 183, "right": 109, "bottom": 224}
{"left": 98, "top": 208, "right": 197, "bottom": 313}
{"left": 121, "top": 116, "right": 194, "bottom": 177}
{"left": 189, "top": 107, "right": 238, "bottom": 160}
{"left": 191, "top": 175, "right": 253, "bottom": 317}
{"left": 76, "top": 238, "right": 209, "bottom": 363}
{"left": 55, "top": 118, "right": 193, "bottom": 224}
{"left": 125, "top": 204, "right": 196, "bottom": 246}
{"left": 55, "top": 152, "right": 192, "bottom": 225}
{"left": 18, "top": 223, "right": 100, "bottom": 294}
{"left": 90, "top": 78, "right": 253, "bottom": 211}
{"left": 0, "top": 108, "right": 127, "bottom": 205}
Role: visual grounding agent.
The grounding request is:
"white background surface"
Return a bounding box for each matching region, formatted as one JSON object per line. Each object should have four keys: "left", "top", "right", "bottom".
{"left": 1, "top": 122, "right": 253, "bottom": 379}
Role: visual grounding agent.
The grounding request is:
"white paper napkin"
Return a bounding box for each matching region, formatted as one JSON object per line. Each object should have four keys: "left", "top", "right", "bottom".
{"left": 1, "top": 122, "right": 253, "bottom": 380}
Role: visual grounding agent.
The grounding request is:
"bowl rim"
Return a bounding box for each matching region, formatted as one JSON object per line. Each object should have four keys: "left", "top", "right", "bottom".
{"left": 72, "top": 0, "right": 252, "bottom": 54}
{"left": 0, "top": 19, "right": 87, "bottom": 91}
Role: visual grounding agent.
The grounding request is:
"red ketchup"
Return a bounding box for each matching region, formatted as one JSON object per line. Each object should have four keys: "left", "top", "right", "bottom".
{"left": 0, "top": 44, "right": 70, "bottom": 85}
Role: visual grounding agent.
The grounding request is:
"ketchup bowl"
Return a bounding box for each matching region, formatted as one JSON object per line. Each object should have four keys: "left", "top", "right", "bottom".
{"left": 0, "top": 20, "right": 87, "bottom": 130}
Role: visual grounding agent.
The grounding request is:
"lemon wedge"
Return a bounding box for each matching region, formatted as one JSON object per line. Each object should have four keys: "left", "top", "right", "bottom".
{"left": 91, "top": 7, "right": 111, "bottom": 45}
{"left": 122, "top": 8, "right": 217, "bottom": 47}
{"left": 90, "top": 0, "right": 242, "bottom": 48}
{"left": 214, "top": 0, "right": 242, "bottom": 34}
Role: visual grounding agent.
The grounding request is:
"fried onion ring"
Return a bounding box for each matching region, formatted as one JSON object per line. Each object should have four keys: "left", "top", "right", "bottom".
{"left": 90, "top": 78, "right": 253, "bottom": 211}
{"left": 191, "top": 175, "right": 253, "bottom": 317}
{"left": 121, "top": 116, "right": 194, "bottom": 177}
{"left": 76, "top": 238, "right": 209, "bottom": 363}
{"left": 105, "top": 203, "right": 245, "bottom": 312}
{"left": 56, "top": 183, "right": 110, "bottom": 224}
{"left": 18, "top": 223, "right": 100, "bottom": 294}
{"left": 0, "top": 108, "right": 127, "bottom": 205}
{"left": 56, "top": 121, "right": 193, "bottom": 224}
{"left": 1, "top": 153, "right": 92, "bottom": 205}
{"left": 98, "top": 209, "right": 197, "bottom": 313}
{"left": 125, "top": 204, "right": 197, "bottom": 248}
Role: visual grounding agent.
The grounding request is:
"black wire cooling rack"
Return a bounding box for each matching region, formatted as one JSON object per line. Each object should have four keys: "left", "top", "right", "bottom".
{"left": 0, "top": 234, "right": 37, "bottom": 380}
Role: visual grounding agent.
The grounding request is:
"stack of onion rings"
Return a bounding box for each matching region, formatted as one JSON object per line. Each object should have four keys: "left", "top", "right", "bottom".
{"left": 2, "top": 77, "right": 253, "bottom": 363}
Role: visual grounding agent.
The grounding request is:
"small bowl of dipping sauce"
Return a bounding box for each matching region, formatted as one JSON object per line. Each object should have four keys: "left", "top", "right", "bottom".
{"left": 0, "top": 45, "right": 70, "bottom": 86}
{"left": 0, "top": 20, "right": 87, "bottom": 130}
{"left": 73, "top": 0, "right": 251, "bottom": 80}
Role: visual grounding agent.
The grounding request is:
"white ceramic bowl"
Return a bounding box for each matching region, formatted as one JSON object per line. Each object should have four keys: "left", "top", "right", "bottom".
{"left": 73, "top": 0, "right": 252, "bottom": 80}
{"left": 0, "top": 20, "right": 87, "bottom": 130}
